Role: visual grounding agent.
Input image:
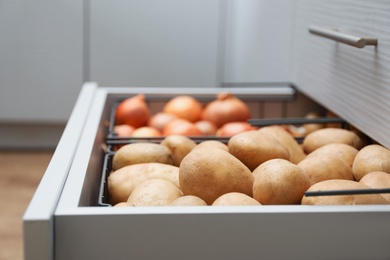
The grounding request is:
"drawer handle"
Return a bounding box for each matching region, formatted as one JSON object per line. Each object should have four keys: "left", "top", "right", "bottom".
{"left": 309, "top": 25, "right": 377, "bottom": 48}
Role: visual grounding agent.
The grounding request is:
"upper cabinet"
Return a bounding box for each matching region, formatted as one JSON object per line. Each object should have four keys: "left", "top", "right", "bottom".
{"left": 292, "top": 0, "right": 390, "bottom": 148}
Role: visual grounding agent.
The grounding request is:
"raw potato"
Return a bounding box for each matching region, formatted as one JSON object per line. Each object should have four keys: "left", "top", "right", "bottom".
{"left": 258, "top": 125, "right": 306, "bottom": 164}
{"left": 127, "top": 179, "right": 183, "bottom": 206}
{"left": 195, "top": 140, "right": 229, "bottom": 152}
{"left": 352, "top": 144, "right": 390, "bottom": 181}
{"left": 302, "top": 179, "right": 389, "bottom": 205}
{"left": 108, "top": 162, "right": 180, "bottom": 205}
{"left": 179, "top": 146, "right": 254, "bottom": 205}
{"left": 302, "top": 128, "right": 365, "bottom": 154}
{"left": 169, "top": 195, "right": 207, "bottom": 206}
{"left": 252, "top": 159, "right": 311, "bottom": 205}
{"left": 112, "top": 142, "right": 173, "bottom": 170}
{"left": 359, "top": 171, "right": 390, "bottom": 203}
{"left": 160, "top": 135, "right": 197, "bottom": 166}
{"left": 306, "top": 143, "right": 359, "bottom": 167}
{"left": 298, "top": 153, "right": 354, "bottom": 185}
{"left": 113, "top": 202, "right": 131, "bottom": 207}
{"left": 212, "top": 192, "right": 261, "bottom": 206}
{"left": 228, "top": 130, "right": 290, "bottom": 171}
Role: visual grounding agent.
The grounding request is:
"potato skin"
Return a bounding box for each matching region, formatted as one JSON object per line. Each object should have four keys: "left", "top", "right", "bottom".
{"left": 359, "top": 171, "right": 390, "bottom": 203}
{"left": 302, "top": 128, "right": 364, "bottom": 154}
{"left": 179, "top": 147, "right": 254, "bottom": 205}
{"left": 306, "top": 143, "right": 358, "bottom": 168}
{"left": 302, "top": 180, "right": 389, "bottom": 205}
{"left": 108, "top": 163, "right": 179, "bottom": 205}
{"left": 297, "top": 153, "right": 354, "bottom": 185}
{"left": 212, "top": 192, "right": 261, "bottom": 206}
{"left": 160, "top": 135, "right": 197, "bottom": 167}
{"left": 252, "top": 159, "right": 310, "bottom": 205}
{"left": 127, "top": 179, "right": 183, "bottom": 206}
{"left": 258, "top": 125, "right": 306, "bottom": 164}
{"left": 352, "top": 144, "right": 390, "bottom": 181}
{"left": 169, "top": 195, "right": 207, "bottom": 206}
{"left": 112, "top": 142, "right": 173, "bottom": 170}
{"left": 228, "top": 130, "right": 290, "bottom": 171}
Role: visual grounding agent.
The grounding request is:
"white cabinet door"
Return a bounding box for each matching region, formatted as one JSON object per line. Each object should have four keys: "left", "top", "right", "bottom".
{"left": 0, "top": 0, "right": 84, "bottom": 122}
{"left": 292, "top": 0, "right": 390, "bottom": 148}
{"left": 89, "top": 0, "right": 224, "bottom": 88}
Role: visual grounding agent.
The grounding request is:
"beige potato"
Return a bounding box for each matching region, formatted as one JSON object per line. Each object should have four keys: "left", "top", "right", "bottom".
{"left": 258, "top": 125, "right": 306, "bottom": 164}
{"left": 306, "top": 143, "right": 359, "bottom": 167}
{"left": 302, "top": 179, "right": 389, "bottom": 205}
{"left": 127, "top": 179, "right": 183, "bottom": 206}
{"left": 359, "top": 171, "right": 390, "bottom": 203}
{"left": 113, "top": 202, "right": 131, "bottom": 207}
{"left": 112, "top": 142, "right": 173, "bottom": 170}
{"left": 352, "top": 144, "right": 390, "bottom": 181}
{"left": 179, "top": 146, "right": 254, "bottom": 205}
{"left": 302, "top": 128, "right": 364, "bottom": 154}
{"left": 303, "top": 112, "right": 326, "bottom": 135}
{"left": 195, "top": 140, "right": 229, "bottom": 152}
{"left": 297, "top": 153, "right": 354, "bottom": 185}
{"left": 169, "top": 195, "right": 207, "bottom": 206}
{"left": 160, "top": 135, "right": 197, "bottom": 166}
{"left": 108, "top": 163, "right": 179, "bottom": 205}
{"left": 252, "top": 159, "right": 310, "bottom": 205}
{"left": 212, "top": 192, "right": 261, "bottom": 206}
{"left": 228, "top": 130, "right": 290, "bottom": 171}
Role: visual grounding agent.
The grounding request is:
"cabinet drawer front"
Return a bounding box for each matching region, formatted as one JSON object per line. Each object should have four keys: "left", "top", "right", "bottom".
{"left": 292, "top": 0, "right": 390, "bottom": 148}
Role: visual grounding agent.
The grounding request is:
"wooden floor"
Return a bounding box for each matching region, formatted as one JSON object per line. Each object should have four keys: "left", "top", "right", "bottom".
{"left": 0, "top": 150, "right": 54, "bottom": 260}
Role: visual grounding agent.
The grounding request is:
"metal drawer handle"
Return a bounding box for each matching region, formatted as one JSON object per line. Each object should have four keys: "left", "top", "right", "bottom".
{"left": 309, "top": 25, "right": 377, "bottom": 48}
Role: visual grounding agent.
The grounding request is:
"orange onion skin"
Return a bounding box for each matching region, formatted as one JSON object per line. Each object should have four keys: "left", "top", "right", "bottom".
{"left": 131, "top": 126, "right": 162, "bottom": 137}
{"left": 113, "top": 124, "right": 135, "bottom": 137}
{"left": 163, "top": 95, "right": 203, "bottom": 123}
{"left": 216, "top": 121, "right": 257, "bottom": 137}
{"left": 163, "top": 119, "right": 203, "bottom": 136}
{"left": 148, "top": 112, "right": 178, "bottom": 132}
{"left": 201, "top": 92, "right": 251, "bottom": 128}
{"left": 194, "top": 120, "right": 218, "bottom": 136}
{"left": 115, "top": 94, "right": 150, "bottom": 128}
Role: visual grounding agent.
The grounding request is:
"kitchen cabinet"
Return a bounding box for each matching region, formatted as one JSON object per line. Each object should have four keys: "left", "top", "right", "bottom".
{"left": 292, "top": 0, "right": 390, "bottom": 148}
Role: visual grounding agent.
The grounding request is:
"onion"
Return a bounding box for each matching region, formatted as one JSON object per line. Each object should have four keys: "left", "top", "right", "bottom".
{"left": 201, "top": 92, "right": 251, "bottom": 127}
{"left": 163, "top": 95, "right": 203, "bottom": 122}
{"left": 148, "top": 112, "right": 178, "bottom": 132}
{"left": 163, "top": 119, "right": 203, "bottom": 136}
{"left": 113, "top": 124, "right": 135, "bottom": 137}
{"left": 115, "top": 94, "right": 150, "bottom": 128}
{"left": 194, "top": 120, "right": 218, "bottom": 136}
{"left": 216, "top": 121, "right": 256, "bottom": 137}
{"left": 131, "top": 126, "right": 162, "bottom": 137}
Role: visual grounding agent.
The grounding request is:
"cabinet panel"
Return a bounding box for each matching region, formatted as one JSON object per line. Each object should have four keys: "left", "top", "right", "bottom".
{"left": 0, "top": 0, "right": 83, "bottom": 122}
{"left": 292, "top": 0, "right": 390, "bottom": 148}
{"left": 89, "top": 0, "right": 223, "bottom": 88}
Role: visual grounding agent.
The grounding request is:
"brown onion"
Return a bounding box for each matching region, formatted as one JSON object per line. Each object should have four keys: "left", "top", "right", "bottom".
{"left": 131, "top": 126, "right": 162, "bottom": 137}
{"left": 216, "top": 121, "right": 257, "bottom": 137}
{"left": 163, "top": 119, "right": 202, "bottom": 136}
{"left": 201, "top": 92, "right": 251, "bottom": 127}
{"left": 194, "top": 120, "right": 218, "bottom": 136}
{"left": 163, "top": 95, "right": 203, "bottom": 122}
{"left": 115, "top": 94, "right": 150, "bottom": 128}
{"left": 148, "top": 112, "right": 178, "bottom": 132}
{"left": 113, "top": 124, "right": 135, "bottom": 137}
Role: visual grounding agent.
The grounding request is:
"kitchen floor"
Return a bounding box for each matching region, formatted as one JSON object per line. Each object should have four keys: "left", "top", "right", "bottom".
{"left": 0, "top": 150, "right": 53, "bottom": 260}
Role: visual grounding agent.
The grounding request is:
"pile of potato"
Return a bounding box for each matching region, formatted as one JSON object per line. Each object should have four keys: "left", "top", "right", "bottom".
{"left": 108, "top": 126, "right": 390, "bottom": 207}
